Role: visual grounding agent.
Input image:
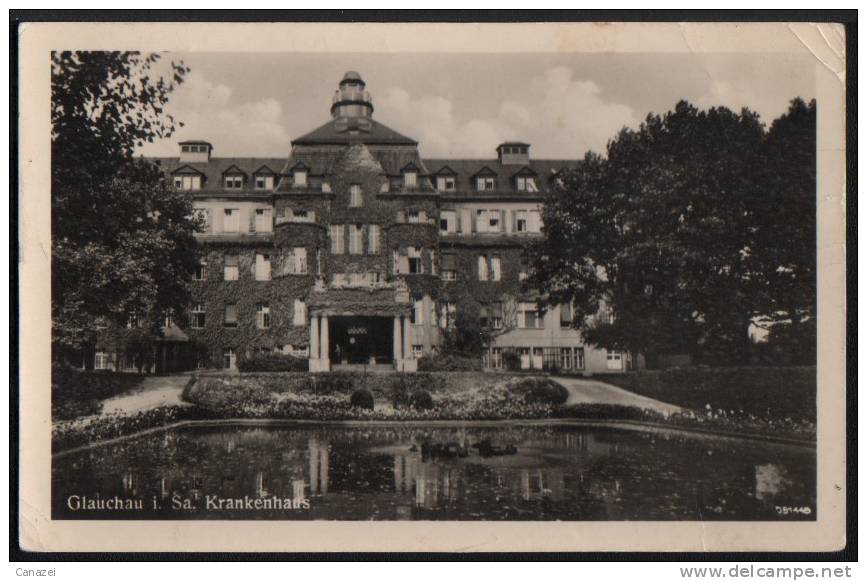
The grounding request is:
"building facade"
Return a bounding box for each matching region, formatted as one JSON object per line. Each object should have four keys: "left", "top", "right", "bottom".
{"left": 96, "top": 71, "right": 639, "bottom": 375}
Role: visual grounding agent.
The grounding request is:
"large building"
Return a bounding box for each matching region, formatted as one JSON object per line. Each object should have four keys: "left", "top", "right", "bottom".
{"left": 97, "top": 71, "right": 639, "bottom": 375}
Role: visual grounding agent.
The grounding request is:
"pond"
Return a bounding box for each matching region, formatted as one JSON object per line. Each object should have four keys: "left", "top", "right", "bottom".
{"left": 52, "top": 423, "right": 815, "bottom": 521}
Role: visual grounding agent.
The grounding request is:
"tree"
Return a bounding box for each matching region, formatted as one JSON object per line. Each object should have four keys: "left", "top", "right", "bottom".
{"left": 530, "top": 101, "right": 769, "bottom": 366}
{"left": 51, "top": 51, "right": 198, "bottom": 363}
{"left": 751, "top": 98, "right": 817, "bottom": 363}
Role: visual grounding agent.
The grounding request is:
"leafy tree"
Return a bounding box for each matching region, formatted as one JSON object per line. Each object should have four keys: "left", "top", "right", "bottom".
{"left": 751, "top": 98, "right": 817, "bottom": 362}
{"left": 51, "top": 51, "right": 198, "bottom": 363}
{"left": 530, "top": 101, "right": 769, "bottom": 366}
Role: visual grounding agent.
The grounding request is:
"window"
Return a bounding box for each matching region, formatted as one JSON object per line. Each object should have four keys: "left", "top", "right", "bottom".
{"left": 256, "top": 303, "right": 270, "bottom": 329}
{"left": 490, "top": 256, "right": 502, "bottom": 281}
{"left": 606, "top": 350, "right": 624, "bottom": 370}
{"left": 439, "top": 210, "right": 457, "bottom": 234}
{"left": 284, "top": 247, "right": 307, "bottom": 275}
{"left": 478, "top": 255, "right": 489, "bottom": 281}
{"left": 440, "top": 301, "right": 456, "bottom": 329}
{"left": 329, "top": 225, "right": 345, "bottom": 254}
{"left": 294, "top": 170, "right": 307, "bottom": 187}
{"left": 289, "top": 208, "right": 314, "bottom": 223}
{"left": 407, "top": 210, "right": 426, "bottom": 224}
{"left": 436, "top": 176, "right": 456, "bottom": 192}
{"left": 515, "top": 209, "right": 542, "bottom": 233}
{"left": 489, "top": 347, "right": 503, "bottom": 369}
{"left": 174, "top": 175, "right": 201, "bottom": 191}
{"left": 255, "top": 253, "right": 271, "bottom": 281}
{"left": 411, "top": 345, "right": 424, "bottom": 359}
{"left": 476, "top": 177, "right": 495, "bottom": 191}
{"left": 191, "top": 304, "right": 206, "bottom": 329}
{"left": 411, "top": 298, "right": 425, "bottom": 325}
{"left": 490, "top": 302, "right": 504, "bottom": 329}
{"left": 442, "top": 270, "right": 457, "bottom": 281}
{"left": 430, "top": 250, "right": 437, "bottom": 276}
{"left": 224, "top": 304, "right": 238, "bottom": 328}
{"left": 576, "top": 347, "right": 585, "bottom": 370}
{"left": 255, "top": 175, "right": 274, "bottom": 190}
{"left": 441, "top": 253, "right": 456, "bottom": 281}
{"left": 254, "top": 209, "right": 272, "bottom": 232}
{"left": 516, "top": 176, "right": 537, "bottom": 192}
{"left": 408, "top": 247, "right": 423, "bottom": 274}
{"left": 348, "top": 224, "right": 363, "bottom": 255}
{"left": 349, "top": 184, "right": 363, "bottom": 207}
{"left": 476, "top": 210, "right": 502, "bottom": 233}
{"left": 223, "top": 254, "right": 239, "bottom": 281}
{"left": 560, "top": 303, "right": 573, "bottom": 327}
{"left": 193, "top": 261, "right": 206, "bottom": 281}
{"left": 223, "top": 208, "right": 240, "bottom": 232}
{"left": 560, "top": 348, "right": 574, "bottom": 370}
{"left": 223, "top": 348, "right": 237, "bottom": 370}
{"left": 224, "top": 175, "right": 243, "bottom": 189}
{"left": 518, "top": 302, "right": 543, "bottom": 329}
{"left": 404, "top": 171, "right": 417, "bottom": 188}
{"left": 293, "top": 300, "right": 306, "bottom": 327}
{"left": 368, "top": 225, "right": 381, "bottom": 254}
{"left": 332, "top": 273, "right": 348, "bottom": 286}
{"left": 94, "top": 351, "right": 110, "bottom": 370}
{"left": 519, "top": 347, "right": 531, "bottom": 370}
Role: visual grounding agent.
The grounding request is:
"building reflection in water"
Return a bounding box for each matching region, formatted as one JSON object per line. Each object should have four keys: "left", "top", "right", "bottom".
{"left": 520, "top": 468, "right": 565, "bottom": 501}
{"left": 308, "top": 437, "right": 330, "bottom": 495}
{"left": 755, "top": 464, "right": 790, "bottom": 501}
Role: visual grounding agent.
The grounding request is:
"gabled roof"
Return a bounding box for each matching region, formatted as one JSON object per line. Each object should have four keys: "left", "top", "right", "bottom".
{"left": 171, "top": 164, "right": 207, "bottom": 176}
{"left": 472, "top": 166, "right": 498, "bottom": 177}
{"left": 221, "top": 164, "right": 247, "bottom": 177}
{"left": 292, "top": 118, "right": 417, "bottom": 146}
{"left": 432, "top": 165, "right": 458, "bottom": 176}
{"left": 252, "top": 164, "right": 277, "bottom": 175}
{"left": 400, "top": 161, "right": 421, "bottom": 173}
{"left": 288, "top": 161, "right": 311, "bottom": 172}
{"left": 511, "top": 165, "right": 538, "bottom": 177}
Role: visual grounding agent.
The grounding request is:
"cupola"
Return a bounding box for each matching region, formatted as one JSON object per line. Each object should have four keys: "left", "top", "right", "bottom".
{"left": 179, "top": 140, "right": 213, "bottom": 163}
{"left": 497, "top": 142, "right": 530, "bottom": 166}
{"left": 331, "top": 71, "right": 374, "bottom": 120}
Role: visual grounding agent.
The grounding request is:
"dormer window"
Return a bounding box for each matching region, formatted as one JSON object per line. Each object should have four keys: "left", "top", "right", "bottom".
{"left": 403, "top": 171, "right": 417, "bottom": 189}
{"left": 436, "top": 176, "right": 456, "bottom": 192}
{"left": 294, "top": 170, "right": 308, "bottom": 187}
{"left": 224, "top": 175, "right": 243, "bottom": 189}
{"left": 516, "top": 176, "right": 537, "bottom": 192}
{"left": 349, "top": 184, "right": 363, "bottom": 207}
{"left": 173, "top": 174, "right": 201, "bottom": 191}
{"left": 255, "top": 175, "right": 274, "bottom": 190}
{"left": 476, "top": 177, "right": 495, "bottom": 191}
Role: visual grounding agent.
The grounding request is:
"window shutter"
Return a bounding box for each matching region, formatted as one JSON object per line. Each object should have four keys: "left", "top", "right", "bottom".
{"left": 499, "top": 210, "right": 506, "bottom": 232}
{"left": 441, "top": 253, "right": 456, "bottom": 271}
{"left": 248, "top": 210, "right": 256, "bottom": 233}
{"left": 400, "top": 256, "right": 410, "bottom": 273}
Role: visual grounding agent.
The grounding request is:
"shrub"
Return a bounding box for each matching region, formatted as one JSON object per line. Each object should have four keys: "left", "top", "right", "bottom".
{"left": 511, "top": 378, "right": 569, "bottom": 405}
{"left": 349, "top": 389, "right": 375, "bottom": 410}
{"left": 51, "top": 362, "right": 146, "bottom": 420}
{"left": 417, "top": 353, "right": 482, "bottom": 372}
{"left": 502, "top": 351, "right": 521, "bottom": 371}
{"left": 238, "top": 354, "right": 307, "bottom": 373}
{"left": 408, "top": 390, "right": 434, "bottom": 410}
{"left": 185, "top": 378, "right": 271, "bottom": 410}
{"left": 311, "top": 372, "right": 357, "bottom": 395}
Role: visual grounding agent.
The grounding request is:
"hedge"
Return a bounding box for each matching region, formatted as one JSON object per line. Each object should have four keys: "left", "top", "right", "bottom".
{"left": 238, "top": 354, "right": 307, "bottom": 373}
{"left": 52, "top": 363, "right": 146, "bottom": 420}
{"left": 601, "top": 366, "right": 817, "bottom": 422}
{"left": 417, "top": 353, "right": 482, "bottom": 372}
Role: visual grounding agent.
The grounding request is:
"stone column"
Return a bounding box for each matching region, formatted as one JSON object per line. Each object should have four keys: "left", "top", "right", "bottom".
{"left": 393, "top": 316, "right": 402, "bottom": 370}
{"left": 309, "top": 314, "right": 320, "bottom": 372}
{"left": 320, "top": 314, "right": 330, "bottom": 371}
{"left": 402, "top": 315, "right": 416, "bottom": 372}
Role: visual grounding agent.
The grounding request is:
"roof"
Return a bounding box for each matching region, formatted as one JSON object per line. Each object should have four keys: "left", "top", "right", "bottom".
{"left": 292, "top": 118, "right": 417, "bottom": 146}
{"left": 179, "top": 140, "right": 213, "bottom": 147}
{"left": 423, "top": 158, "right": 580, "bottom": 194}
{"left": 340, "top": 71, "right": 364, "bottom": 84}
{"left": 148, "top": 156, "right": 287, "bottom": 195}
{"left": 497, "top": 142, "right": 531, "bottom": 148}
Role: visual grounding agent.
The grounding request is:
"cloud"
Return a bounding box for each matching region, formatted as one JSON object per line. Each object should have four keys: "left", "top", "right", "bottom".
{"left": 376, "top": 66, "right": 637, "bottom": 158}
{"left": 137, "top": 71, "right": 290, "bottom": 157}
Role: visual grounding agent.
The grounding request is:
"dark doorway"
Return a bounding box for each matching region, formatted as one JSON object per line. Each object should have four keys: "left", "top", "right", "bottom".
{"left": 329, "top": 316, "right": 393, "bottom": 364}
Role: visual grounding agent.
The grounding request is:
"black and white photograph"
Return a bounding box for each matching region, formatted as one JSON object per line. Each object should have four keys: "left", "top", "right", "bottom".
{"left": 16, "top": 19, "right": 849, "bottom": 554}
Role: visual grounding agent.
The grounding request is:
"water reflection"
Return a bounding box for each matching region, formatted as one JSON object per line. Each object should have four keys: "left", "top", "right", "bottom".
{"left": 52, "top": 425, "right": 815, "bottom": 521}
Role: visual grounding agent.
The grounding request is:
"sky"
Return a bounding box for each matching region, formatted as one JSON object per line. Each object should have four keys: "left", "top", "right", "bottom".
{"left": 137, "top": 52, "right": 816, "bottom": 160}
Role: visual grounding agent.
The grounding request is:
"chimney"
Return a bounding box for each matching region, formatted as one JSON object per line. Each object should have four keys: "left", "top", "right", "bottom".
{"left": 179, "top": 140, "right": 213, "bottom": 163}
{"left": 497, "top": 142, "right": 530, "bottom": 165}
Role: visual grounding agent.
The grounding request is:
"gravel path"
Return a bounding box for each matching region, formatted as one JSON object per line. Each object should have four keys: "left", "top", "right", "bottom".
{"left": 100, "top": 375, "right": 192, "bottom": 416}
{"left": 551, "top": 376, "right": 682, "bottom": 416}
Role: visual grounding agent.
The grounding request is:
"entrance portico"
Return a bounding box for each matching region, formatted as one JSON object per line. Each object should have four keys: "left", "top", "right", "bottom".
{"left": 308, "top": 313, "right": 417, "bottom": 372}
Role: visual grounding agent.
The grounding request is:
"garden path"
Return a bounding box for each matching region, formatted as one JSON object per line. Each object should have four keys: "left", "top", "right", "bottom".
{"left": 100, "top": 374, "right": 192, "bottom": 416}
{"left": 552, "top": 377, "right": 682, "bottom": 416}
